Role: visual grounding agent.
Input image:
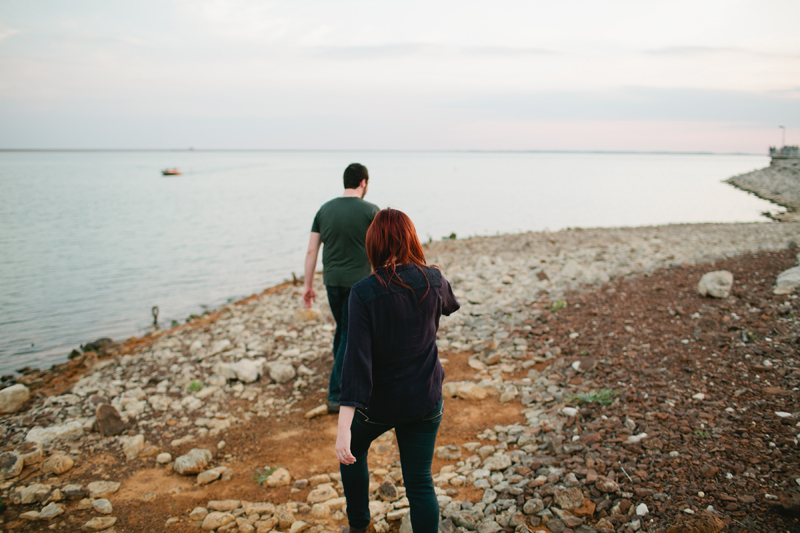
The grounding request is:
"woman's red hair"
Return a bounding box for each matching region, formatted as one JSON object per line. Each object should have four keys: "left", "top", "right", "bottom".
{"left": 365, "top": 208, "right": 435, "bottom": 297}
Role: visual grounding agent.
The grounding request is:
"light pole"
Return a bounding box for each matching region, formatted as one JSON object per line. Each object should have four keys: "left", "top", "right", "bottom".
{"left": 780, "top": 125, "right": 785, "bottom": 147}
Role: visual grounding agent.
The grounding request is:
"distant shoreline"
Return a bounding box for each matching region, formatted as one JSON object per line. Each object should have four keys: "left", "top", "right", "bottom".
{"left": 0, "top": 148, "right": 765, "bottom": 156}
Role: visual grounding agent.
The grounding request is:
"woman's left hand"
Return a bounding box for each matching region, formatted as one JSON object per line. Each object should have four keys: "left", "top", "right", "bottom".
{"left": 335, "top": 406, "right": 357, "bottom": 465}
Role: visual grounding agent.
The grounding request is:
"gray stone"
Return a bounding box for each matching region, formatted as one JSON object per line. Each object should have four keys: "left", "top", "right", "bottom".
{"left": 174, "top": 448, "right": 213, "bottom": 475}
{"left": 0, "top": 452, "right": 23, "bottom": 480}
{"left": 697, "top": 270, "right": 733, "bottom": 298}
{"left": 0, "top": 384, "right": 30, "bottom": 414}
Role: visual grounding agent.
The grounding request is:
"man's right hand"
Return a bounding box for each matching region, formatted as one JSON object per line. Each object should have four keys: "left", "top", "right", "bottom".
{"left": 303, "top": 286, "right": 316, "bottom": 309}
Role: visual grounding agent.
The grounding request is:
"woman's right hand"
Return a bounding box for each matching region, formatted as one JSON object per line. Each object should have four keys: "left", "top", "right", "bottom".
{"left": 335, "top": 428, "right": 356, "bottom": 465}
{"left": 335, "top": 406, "right": 357, "bottom": 465}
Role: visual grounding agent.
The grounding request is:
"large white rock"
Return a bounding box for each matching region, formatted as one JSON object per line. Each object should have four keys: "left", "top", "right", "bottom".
{"left": 26, "top": 421, "right": 84, "bottom": 444}
{"left": 776, "top": 266, "right": 800, "bottom": 289}
{"left": 0, "top": 384, "right": 31, "bottom": 414}
{"left": 697, "top": 270, "right": 733, "bottom": 298}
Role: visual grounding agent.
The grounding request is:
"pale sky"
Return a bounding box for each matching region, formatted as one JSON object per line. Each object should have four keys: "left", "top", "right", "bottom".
{"left": 0, "top": 0, "right": 798, "bottom": 151}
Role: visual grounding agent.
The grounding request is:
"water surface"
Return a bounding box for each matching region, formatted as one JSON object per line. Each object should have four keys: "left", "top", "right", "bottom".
{"left": 0, "top": 150, "right": 774, "bottom": 375}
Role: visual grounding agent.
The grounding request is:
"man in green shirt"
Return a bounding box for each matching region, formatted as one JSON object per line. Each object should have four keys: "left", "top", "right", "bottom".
{"left": 303, "top": 163, "right": 379, "bottom": 413}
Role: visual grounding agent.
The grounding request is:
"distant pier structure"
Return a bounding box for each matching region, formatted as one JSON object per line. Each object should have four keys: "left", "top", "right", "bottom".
{"left": 770, "top": 145, "right": 799, "bottom": 160}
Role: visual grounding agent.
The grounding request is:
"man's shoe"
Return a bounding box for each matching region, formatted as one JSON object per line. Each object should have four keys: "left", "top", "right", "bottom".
{"left": 342, "top": 527, "right": 367, "bottom": 533}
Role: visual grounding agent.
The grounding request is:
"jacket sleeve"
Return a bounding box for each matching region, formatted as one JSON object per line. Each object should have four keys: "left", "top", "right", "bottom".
{"left": 441, "top": 278, "right": 460, "bottom": 316}
{"left": 338, "top": 288, "right": 373, "bottom": 410}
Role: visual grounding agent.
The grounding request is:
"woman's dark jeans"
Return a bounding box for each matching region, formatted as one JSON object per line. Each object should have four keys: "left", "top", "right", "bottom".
{"left": 341, "top": 398, "right": 443, "bottom": 533}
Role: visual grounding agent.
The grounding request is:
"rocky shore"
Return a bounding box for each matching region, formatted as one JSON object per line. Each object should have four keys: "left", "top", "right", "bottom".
{"left": 1, "top": 221, "right": 800, "bottom": 533}
{"left": 725, "top": 159, "right": 800, "bottom": 221}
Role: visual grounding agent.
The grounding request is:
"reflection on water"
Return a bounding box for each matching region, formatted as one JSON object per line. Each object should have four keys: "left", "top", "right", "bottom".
{"left": 0, "top": 150, "right": 774, "bottom": 375}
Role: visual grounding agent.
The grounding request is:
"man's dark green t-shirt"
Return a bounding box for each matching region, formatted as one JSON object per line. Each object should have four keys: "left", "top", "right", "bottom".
{"left": 311, "top": 197, "right": 380, "bottom": 288}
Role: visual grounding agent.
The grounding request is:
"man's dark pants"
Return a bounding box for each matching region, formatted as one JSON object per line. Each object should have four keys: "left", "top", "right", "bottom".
{"left": 326, "top": 285, "right": 351, "bottom": 406}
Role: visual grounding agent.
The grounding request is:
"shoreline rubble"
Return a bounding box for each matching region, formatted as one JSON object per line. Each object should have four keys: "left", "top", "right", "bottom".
{"left": 1, "top": 221, "right": 799, "bottom": 532}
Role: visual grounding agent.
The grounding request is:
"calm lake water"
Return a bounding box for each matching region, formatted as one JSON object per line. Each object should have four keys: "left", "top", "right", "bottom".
{"left": 0, "top": 150, "right": 774, "bottom": 375}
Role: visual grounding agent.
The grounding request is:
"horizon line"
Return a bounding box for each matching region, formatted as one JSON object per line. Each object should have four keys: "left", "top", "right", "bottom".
{"left": 0, "top": 148, "right": 766, "bottom": 156}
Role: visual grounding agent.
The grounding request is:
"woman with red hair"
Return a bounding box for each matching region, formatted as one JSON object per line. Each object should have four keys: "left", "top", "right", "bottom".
{"left": 335, "top": 208, "right": 460, "bottom": 533}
